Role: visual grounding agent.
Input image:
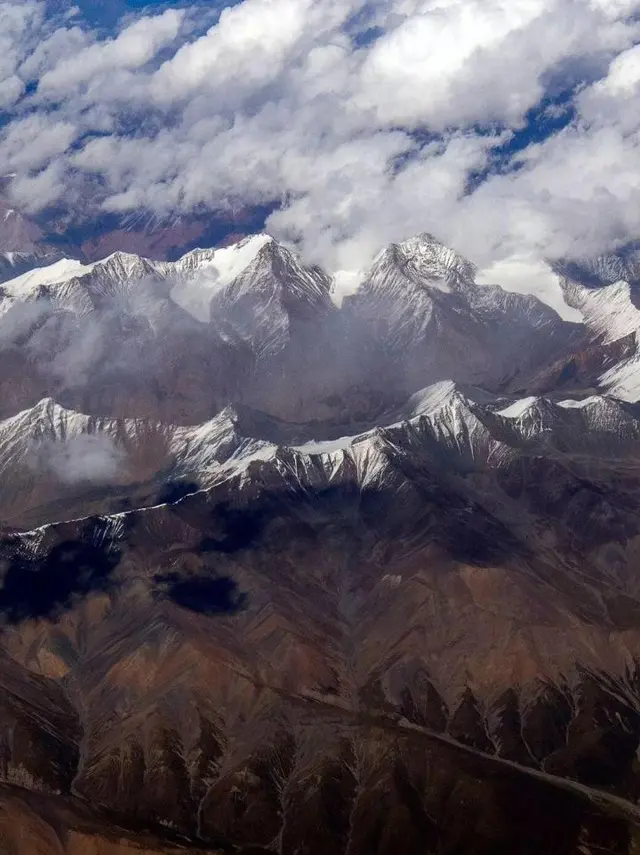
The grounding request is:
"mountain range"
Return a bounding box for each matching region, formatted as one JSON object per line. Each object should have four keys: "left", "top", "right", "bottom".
{"left": 1, "top": 230, "right": 640, "bottom": 853}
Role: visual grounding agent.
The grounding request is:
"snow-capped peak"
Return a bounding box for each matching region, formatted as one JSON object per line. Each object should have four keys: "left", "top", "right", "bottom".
{"left": 92, "top": 250, "right": 163, "bottom": 282}
{"left": 171, "top": 234, "right": 273, "bottom": 320}
{"left": 405, "top": 380, "right": 460, "bottom": 417}
{"left": 245, "top": 240, "right": 332, "bottom": 302}
{"left": 177, "top": 234, "right": 272, "bottom": 275}
{"left": 6, "top": 396, "right": 81, "bottom": 428}
{"left": 495, "top": 396, "right": 541, "bottom": 419}
{"left": 1, "top": 257, "right": 94, "bottom": 298}
{"left": 396, "top": 233, "right": 477, "bottom": 286}
{"left": 561, "top": 277, "right": 640, "bottom": 344}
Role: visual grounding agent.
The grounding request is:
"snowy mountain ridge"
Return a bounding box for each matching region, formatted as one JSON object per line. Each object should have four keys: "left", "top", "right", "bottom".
{"left": 4, "top": 231, "right": 640, "bottom": 433}
{"left": 3, "top": 379, "right": 639, "bottom": 525}
{"left": 0, "top": 231, "right": 574, "bottom": 324}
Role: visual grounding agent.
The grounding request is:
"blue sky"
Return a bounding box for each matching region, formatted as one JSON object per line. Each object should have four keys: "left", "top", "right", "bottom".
{"left": 67, "top": 0, "right": 192, "bottom": 27}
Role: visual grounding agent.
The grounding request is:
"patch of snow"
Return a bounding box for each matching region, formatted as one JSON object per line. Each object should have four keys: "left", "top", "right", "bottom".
{"left": 475, "top": 255, "right": 584, "bottom": 323}
{"left": 399, "top": 234, "right": 476, "bottom": 284}
{"left": 599, "top": 354, "right": 640, "bottom": 402}
{"left": 557, "top": 396, "right": 602, "bottom": 409}
{"left": 352, "top": 435, "right": 390, "bottom": 488}
{"left": 226, "top": 439, "right": 277, "bottom": 471}
{"left": 406, "top": 381, "right": 458, "bottom": 417}
{"left": 496, "top": 396, "right": 538, "bottom": 418}
{"left": 172, "top": 234, "right": 272, "bottom": 320}
{"left": 570, "top": 279, "right": 640, "bottom": 344}
{"left": 2, "top": 257, "right": 93, "bottom": 297}
{"left": 193, "top": 235, "right": 272, "bottom": 278}
{"left": 294, "top": 435, "right": 360, "bottom": 454}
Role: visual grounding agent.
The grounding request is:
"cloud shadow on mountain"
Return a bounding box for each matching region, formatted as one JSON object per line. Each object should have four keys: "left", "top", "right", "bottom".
{"left": 157, "top": 479, "right": 201, "bottom": 504}
{"left": 0, "top": 536, "right": 122, "bottom": 623}
{"left": 154, "top": 571, "right": 248, "bottom": 616}
{"left": 198, "top": 500, "right": 271, "bottom": 554}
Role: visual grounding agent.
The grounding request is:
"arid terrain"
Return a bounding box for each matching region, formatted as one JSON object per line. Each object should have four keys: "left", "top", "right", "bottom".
{"left": 2, "top": 233, "right": 640, "bottom": 853}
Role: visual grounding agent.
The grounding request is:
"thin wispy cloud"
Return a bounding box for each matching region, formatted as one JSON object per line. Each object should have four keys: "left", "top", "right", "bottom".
{"left": 31, "top": 432, "right": 127, "bottom": 484}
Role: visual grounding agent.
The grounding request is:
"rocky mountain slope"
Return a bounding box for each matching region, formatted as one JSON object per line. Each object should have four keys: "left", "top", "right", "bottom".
{"left": 2, "top": 233, "right": 640, "bottom": 853}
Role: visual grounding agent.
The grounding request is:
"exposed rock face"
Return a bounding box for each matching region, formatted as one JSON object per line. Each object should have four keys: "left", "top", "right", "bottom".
{"left": 0, "top": 196, "right": 53, "bottom": 256}
{"left": 345, "top": 234, "right": 581, "bottom": 397}
{"left": 2, "top": 235, "right": 640, "bottom": 852}
{"left": 0, "top": 233, "right": 585, "bottom": 425}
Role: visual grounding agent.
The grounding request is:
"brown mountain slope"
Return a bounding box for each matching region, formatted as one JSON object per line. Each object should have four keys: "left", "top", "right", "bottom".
{"left": 2, "top": 427, "right": 640, "bottom": 851}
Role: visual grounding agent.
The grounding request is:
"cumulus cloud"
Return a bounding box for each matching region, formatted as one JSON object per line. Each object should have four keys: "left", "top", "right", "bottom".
{"left": 150, "top": 0, "right": 315, "bottom": 103}
{"left": 0, "top": 0, "right": 44, "bottom": 109}
{"left": 39, "top": 10, "right": 184, "bottom": 95}
{"left": 2, "top": 0, "right": 640, "bottom": 291}
{"left": 1, "top": 115, "right": 76, "bottom": 173}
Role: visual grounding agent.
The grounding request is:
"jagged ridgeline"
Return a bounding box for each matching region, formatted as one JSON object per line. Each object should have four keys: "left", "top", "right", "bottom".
{"left": 2, "top": 235, "right": 640, "bottom": 853}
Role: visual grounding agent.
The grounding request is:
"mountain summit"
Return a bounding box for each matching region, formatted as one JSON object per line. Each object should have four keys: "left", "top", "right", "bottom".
{"left": 1, "top": 234, "right": 640, "bottom": 854}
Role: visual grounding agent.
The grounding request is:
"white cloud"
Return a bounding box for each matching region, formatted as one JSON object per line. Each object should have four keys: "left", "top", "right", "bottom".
{"left": 448, "top": 123, "right": 640, "bottom": 264}
{"left": 269, "top": 132, "right": 498, "bottom": 271}
{"left": 355, "top": 0, "right": 546, "bottom": 128}
{"left": 33, "top": 433, "right": 127, "bottom": 484}
{"left": 38, "top": 9, "right": 185, "bottom": 95}
{"left": 578, "top": 42, "right": 640, "bottom": 130}
{"left": 150, "top": 0, "right": 313, "bottom": 103}
{"left": 9, "top": 161, "right": 68, "bottom": 212}
{"left": 0, "top": 0, "right": 44, "bottom": 108}
{"left": 1, "top": 0, "right": 640, "bottom": 291}
{"left": 18, "top": 24, "right": 90, "bottom": 83}
{"left": 475, "top": 254, "right": 584, "bottom": 321}
{"left": 353, "top": 0, "right": 639, "bottom": 131}
{"left": 1, "top": 115, "right": 76, "bottom": 172}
